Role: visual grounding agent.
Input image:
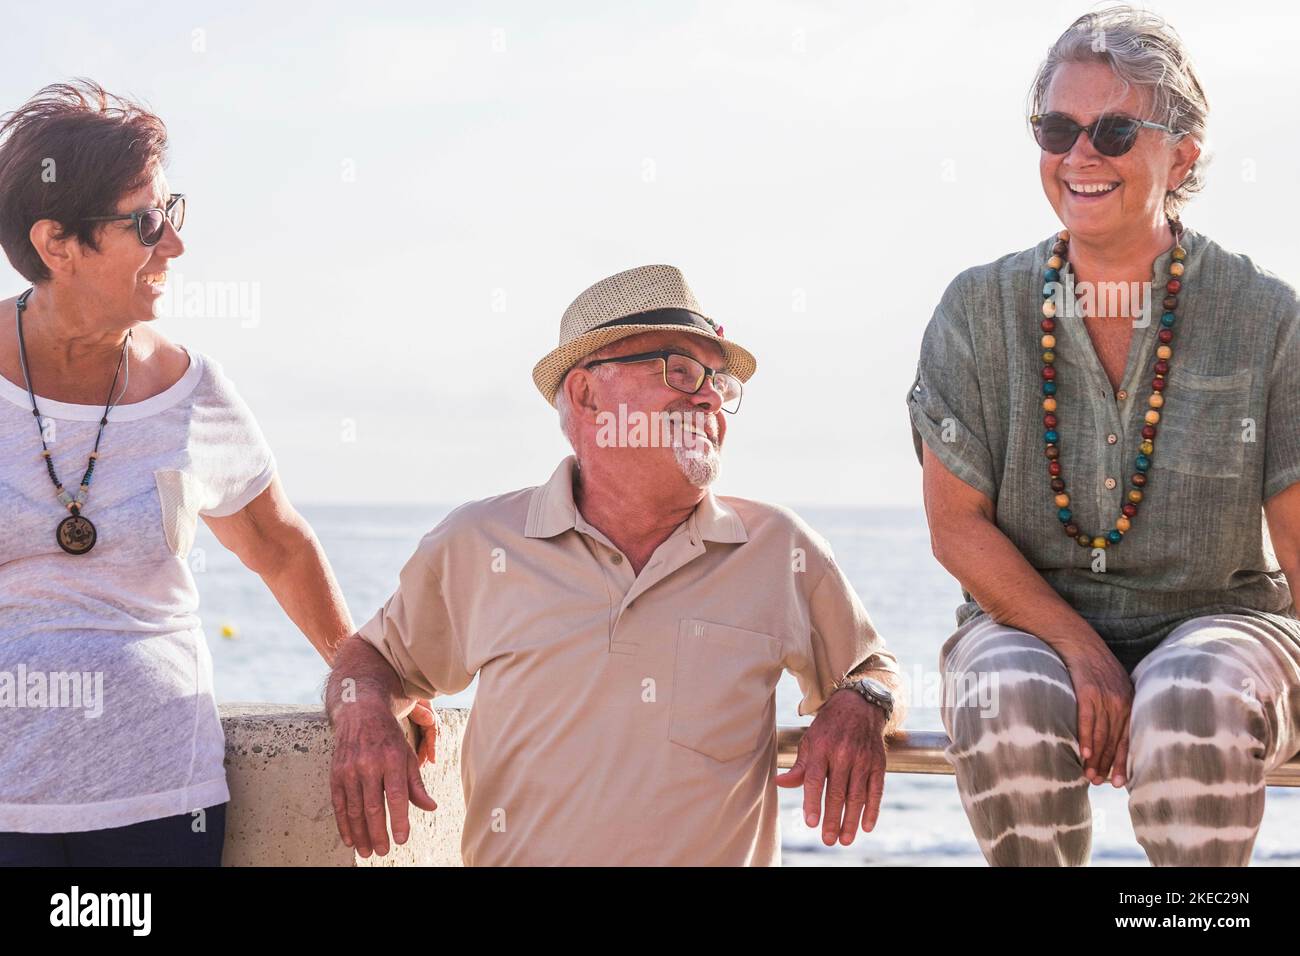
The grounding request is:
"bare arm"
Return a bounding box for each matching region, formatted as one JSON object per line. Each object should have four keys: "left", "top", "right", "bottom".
{"left": 922, "top": 443, "right": 1100, "bottom": 648}
{"left": 921, "top": 442, "right": 1133, "bottom": 787}
{"left": 772, "top": 570, "right": 909, "bottom": 847}
{"left": 202, "top": 474, "right": 351, "bottom": 665}
{"left": 1264, "top": 481, "right": 1300, "bottom": 597}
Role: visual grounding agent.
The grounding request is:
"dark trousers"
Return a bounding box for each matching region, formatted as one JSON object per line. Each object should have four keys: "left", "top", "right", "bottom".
{"left": 0, "top": 803, "right": 226, "bottom": 867}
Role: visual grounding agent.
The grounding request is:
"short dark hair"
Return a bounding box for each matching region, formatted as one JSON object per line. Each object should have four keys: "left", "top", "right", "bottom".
{"left": 0, "top": 79, "right": 169, "bottom": 282}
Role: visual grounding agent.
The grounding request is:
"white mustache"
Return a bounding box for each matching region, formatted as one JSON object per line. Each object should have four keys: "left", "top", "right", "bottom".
{"left": 672, "top": 414, "right": 719, "bottom": 445}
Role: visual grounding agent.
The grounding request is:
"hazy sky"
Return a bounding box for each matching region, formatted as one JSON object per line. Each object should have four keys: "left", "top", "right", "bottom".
{"left": 4, "top": 0, "right": 1297, "bottom": 508}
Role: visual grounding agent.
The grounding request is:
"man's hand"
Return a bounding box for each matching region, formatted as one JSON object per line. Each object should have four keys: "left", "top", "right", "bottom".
{"left": 408, "top": 699, "right": 438, "bottom": 766}
{"left": 330, "top": 701, "right": 439, "bottom": 857}
{"left": 775, "top": 688, "right": 888, "bottom": 846}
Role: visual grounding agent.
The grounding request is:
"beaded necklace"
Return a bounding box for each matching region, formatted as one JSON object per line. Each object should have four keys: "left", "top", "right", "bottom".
{"left": 1040, "top": 220, "right": 1186, "bottom": 551}
{"left": 15, "top": 288, "right": 132, "bottom": 555}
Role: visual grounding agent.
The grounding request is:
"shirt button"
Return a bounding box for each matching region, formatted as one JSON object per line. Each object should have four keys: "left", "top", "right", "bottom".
{"left": 1117, "top": 389, "right": 1128, "bottom": 401}
{"left": 1106, "top": 433, "right": 1118, "bottom": 444}
{"left": 1104, "top": 477, "right": 1117, "bottom": 489}
{"left": 610, "top": 553, "right": 624, "bottom": 565}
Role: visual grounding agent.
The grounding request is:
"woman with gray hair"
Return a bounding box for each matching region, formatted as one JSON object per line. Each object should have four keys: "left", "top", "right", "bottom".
{"left": 908, "top": 5, "right": 1300, "bottom": 865}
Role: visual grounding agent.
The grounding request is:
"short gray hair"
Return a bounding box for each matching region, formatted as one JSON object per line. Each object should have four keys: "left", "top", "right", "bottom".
{"left": 1029, "top": 4, "right": 1210, "bottom": 219}
{"left": 555, "top": 355, "right": 616, "bottom": 455}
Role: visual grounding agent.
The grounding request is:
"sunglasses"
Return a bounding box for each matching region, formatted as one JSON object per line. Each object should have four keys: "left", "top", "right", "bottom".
{"left": 83, "top": 193, "right": 186, "bottom": 246}
{"left": 1030, "top": 113, "right": 1178, "bottom": 158}
{"left": 583, "top": 349, "right": 744, "bottom": 414}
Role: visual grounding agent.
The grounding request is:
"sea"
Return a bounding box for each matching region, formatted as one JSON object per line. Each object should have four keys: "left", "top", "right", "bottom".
{"left": 202, "top": 503, "right": 1300, "bottom": 866}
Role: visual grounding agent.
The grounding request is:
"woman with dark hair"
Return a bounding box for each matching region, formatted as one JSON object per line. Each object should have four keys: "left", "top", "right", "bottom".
{"left": 908, "top": 6, "right": 1300, "bottom": 866}
{"left": 0, "top": 81, "right": 368, "bottom": 866}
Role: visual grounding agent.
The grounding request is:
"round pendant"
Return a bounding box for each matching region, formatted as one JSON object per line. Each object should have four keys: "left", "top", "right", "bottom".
{"left": 57, "top": 513, "right": 97, "bottom": 555}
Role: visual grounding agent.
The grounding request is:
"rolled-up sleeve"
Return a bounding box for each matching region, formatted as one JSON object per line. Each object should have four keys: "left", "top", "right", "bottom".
{"left": 356, "top": 532, "right": 474, "bottom": 701}
{"left": 905, "top": 275, "right": 997, "bottom": 501}
{"left": 1265, "top": 303, "right": 1300, "bottom": 502}
{"left": 794, "top": 555, "right": 899, "bottom": 717}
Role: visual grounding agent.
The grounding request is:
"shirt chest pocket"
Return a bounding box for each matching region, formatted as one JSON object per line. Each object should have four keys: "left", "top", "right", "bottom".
{"left": 668, "top": 619, "right": 783, "bottom": 763}
{"left": 154, "top": 469, "right": 204, "bottom": 558}
{"left": 1154, "top": 368, "right": 1254, "bottom": 479}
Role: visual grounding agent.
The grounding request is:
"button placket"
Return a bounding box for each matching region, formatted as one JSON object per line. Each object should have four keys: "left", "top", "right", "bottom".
{"left": 614, "top": 532, "right": 706, "bottom": 630}
{"left": 1102, "top": 403, "right": 1127, "bottom": 519}
{"left": 1097, "top": 408, "right": 1119, "bottom": 521}
{"left": 575, "top": 529, "right": 635, "bottom": 650}
{"left": 1089, "top": 373, "right": 1126, "bottom": 528}
{"left": 1104, "top": 430, "right": 1120, "bottom": 506}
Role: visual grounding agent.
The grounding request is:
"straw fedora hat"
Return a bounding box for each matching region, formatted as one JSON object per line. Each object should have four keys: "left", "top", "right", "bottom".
{"left": 532, "top": 264, "right": 758, "bottom": 406}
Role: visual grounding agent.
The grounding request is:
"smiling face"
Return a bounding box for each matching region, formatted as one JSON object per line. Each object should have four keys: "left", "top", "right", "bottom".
{"left": 72, "top": 167, "right": 185, "bottom": 324}
{"left": 1039, "top": 60, "right": 1198, "bottom": 244}
{"left": 567, "top": 329, "right": 731, "bottom": 488}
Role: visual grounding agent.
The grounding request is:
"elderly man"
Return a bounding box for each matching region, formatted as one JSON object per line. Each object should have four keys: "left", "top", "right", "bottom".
{"left": 326, "top": 264, "right": 905, "bottom": 865}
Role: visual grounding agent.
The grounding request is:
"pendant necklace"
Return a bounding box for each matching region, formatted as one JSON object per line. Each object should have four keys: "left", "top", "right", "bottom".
{"left": 1039, "top": 219, "right": 1186, "bottom": 550}
{"left": 15, "top": 288, "right": 132, "bottom": 555}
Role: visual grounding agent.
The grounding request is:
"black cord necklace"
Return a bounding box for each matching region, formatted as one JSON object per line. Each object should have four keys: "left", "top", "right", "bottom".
{"left": 15, "top": 288, "right": 131, "bottom": 555}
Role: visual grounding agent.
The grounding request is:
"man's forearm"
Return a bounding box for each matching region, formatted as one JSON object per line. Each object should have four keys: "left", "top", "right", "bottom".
{"left": 833, "top": 682, "right": 905, "bottom": 736}
{"left": 325, "top": 634, "right": 413, "bottom": 724}
{"left": 841, "top": 663, "right": 907, "bottom": 735}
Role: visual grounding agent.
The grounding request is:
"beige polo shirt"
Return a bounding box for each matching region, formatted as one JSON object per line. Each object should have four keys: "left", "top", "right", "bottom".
{"left": 358, "top": 456, "right": 899, "bottom": 866}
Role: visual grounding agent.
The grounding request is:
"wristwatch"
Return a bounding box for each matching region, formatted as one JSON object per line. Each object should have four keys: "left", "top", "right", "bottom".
{"left": 838, "top": 676, "right": 895, "bottom": 722}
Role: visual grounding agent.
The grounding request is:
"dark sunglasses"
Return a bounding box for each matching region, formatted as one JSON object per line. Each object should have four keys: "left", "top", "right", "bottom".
{"left": 1030, "top": 112, "right": 1178, "bottom": 158}
{"left": 83, "top": 193, "right": 186, "bottom": 246}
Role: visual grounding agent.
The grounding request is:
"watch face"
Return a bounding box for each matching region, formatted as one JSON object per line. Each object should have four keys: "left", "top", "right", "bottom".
{"left": 860, "top": 677, "right": 893, "bottom": 701}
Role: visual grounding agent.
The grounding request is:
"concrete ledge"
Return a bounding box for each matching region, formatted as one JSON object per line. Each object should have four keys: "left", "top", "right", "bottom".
{"left": 219, "top": 703, "right": 468, "bottom": 866}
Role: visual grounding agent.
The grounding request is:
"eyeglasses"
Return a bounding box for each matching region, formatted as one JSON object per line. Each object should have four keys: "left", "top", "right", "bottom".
{"left": 83, "top": 193, "right": 186, "bottom": 246}
{"left": 1029, "top": 113, "right": 1179, "bottom": 158}
{"left": 583, "top": 349, "right": 744, "bottom": 414}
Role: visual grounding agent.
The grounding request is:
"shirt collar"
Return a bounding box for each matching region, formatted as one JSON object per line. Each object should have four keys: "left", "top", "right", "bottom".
{"left": 525, "top": 455, "right": 748, "bottom": 544}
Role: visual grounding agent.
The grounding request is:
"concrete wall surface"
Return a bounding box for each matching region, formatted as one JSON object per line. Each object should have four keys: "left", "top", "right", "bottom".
{"left": 219, "top": 703, "right": 469, "bottom": 867}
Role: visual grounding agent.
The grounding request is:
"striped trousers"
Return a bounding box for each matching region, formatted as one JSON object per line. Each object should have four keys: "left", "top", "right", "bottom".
{"left": 940, "top": 613, "right": 1300, "bottom": 866}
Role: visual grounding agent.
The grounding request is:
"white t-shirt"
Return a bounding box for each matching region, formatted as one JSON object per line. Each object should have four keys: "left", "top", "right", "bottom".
{"left": 0, "top": 347, "right": 275, "bottom": 832}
